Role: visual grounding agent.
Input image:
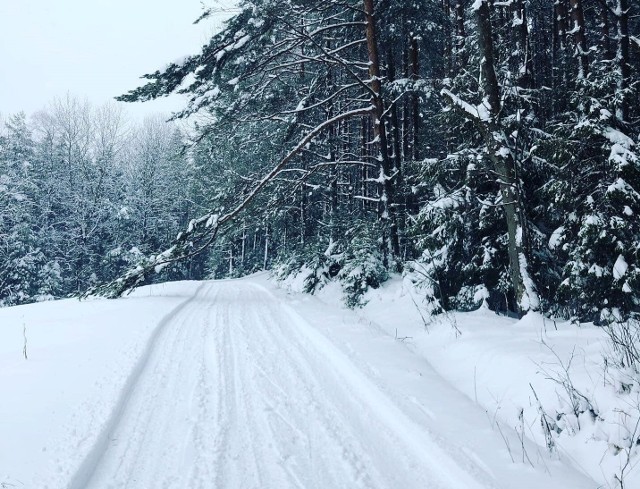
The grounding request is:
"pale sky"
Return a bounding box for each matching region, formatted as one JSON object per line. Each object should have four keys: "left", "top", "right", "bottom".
{"left": 0, "top": 0, "right": 236, "bottom": 120}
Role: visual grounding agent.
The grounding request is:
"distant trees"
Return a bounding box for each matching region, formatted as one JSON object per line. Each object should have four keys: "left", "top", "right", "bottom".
{"left": 123, "top": 116, "right": 193, "bottom": 253}
{"left": 0, "top": 97, "right": 197, "bottom": 306}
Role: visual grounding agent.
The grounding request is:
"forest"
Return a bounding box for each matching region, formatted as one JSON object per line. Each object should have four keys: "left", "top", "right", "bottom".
{"left": 1, "top": 0, "right": 639, "bottom": 324}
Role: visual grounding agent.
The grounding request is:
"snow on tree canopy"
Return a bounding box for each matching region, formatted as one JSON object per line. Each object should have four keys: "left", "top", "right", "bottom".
{"left": 612, "top": 255, "right": 628, "bottom": 280}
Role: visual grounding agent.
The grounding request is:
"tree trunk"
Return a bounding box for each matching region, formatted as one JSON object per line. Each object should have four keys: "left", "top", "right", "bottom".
{"left": 363, "top": 0, "right": 400, "bottom": 263}
{"left": 443, "top": 0, "right": 453, "bottom": 75}
{"left": 241, "top": 221, "right": 246, "bottom": 266}
{"left": 300, "top": 186, "right": 307, "bottom": 245}
{"left": 553, "top": 0, "right": 570, "bottom": 115}
{"left": 569, "top": 0, "right": 589, "bottom": 78}
{"left": 616, "top": 0, "right": 630, "bottom": 122}
{"left": 263, "top": 226, "right": 269, "bottom": 270}
{"left": 410, "top": 35, "right": 421, "bottom": 162}
{"left": 514, "top": 0, "right": 534, "bottom": 88}
{"left": 454, "top": 0, "right": 466, "bottom": 63}
{"left": 476, "top": 0, "right": 539, "bottom": 313}
{"left": 600, "top": 4, "right": 614, "bottom": 61}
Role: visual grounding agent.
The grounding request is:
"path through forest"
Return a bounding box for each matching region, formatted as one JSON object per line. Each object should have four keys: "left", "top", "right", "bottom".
{"left": 60, "top": 280, "right": 595, "bottom": 489}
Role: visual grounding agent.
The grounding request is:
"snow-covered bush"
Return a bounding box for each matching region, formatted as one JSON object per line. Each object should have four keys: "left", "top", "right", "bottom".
{"left": 274, "top": 230, "right": 389, "bottom": 308}
{"left": 411, "top": 158, "right": 512, "bottom": 314}
{"left": 273, "top": 240, "right": 344, "bottom": 295}
{"left": 338, "top": 244, "right": 388, "bottom": 308}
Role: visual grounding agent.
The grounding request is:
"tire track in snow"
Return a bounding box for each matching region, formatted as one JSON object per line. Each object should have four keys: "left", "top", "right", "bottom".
{"left": 206, "top": 282, "right": 496, "bottom": 489}
{"left": 238, "top": 293, "right": 381, "bottom": 488}
{"left": 66, "top": 282, "right": 211, "bottom": 489}
{"left": 238, "top": 283, "right": 500, "bottom": 489}
{"left": 66, "top": 281, "right": 509, "bottom": 488}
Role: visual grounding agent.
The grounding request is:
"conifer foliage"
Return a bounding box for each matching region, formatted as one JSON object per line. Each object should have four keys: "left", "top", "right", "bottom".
{"left": 0, "top": 100, "right": 195, "bottom": 305}
{"left": 2, "top": 0, "right": 640, "bottom": 321}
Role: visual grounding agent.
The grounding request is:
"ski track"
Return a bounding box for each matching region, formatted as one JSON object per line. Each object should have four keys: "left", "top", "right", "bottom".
{"left": 66, "top": 281, "right": 512, "bottom": 488}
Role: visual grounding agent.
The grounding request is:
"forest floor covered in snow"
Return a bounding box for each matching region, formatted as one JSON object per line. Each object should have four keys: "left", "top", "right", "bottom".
{"left": 0, "top": 274, "right": 635, "bottom": 488}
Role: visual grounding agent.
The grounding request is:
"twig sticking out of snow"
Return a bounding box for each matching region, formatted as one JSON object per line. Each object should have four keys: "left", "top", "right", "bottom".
{"left": 530, "top": 383, "right": 556, "bottom": 453}
{"left": 22, "top": 323, "right": 27, "bottom": 361}
{"left": 394, "top": 328, "right": 413, "bottom": 342}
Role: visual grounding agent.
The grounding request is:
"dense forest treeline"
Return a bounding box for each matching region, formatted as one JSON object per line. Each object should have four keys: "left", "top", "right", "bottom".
{"left": 2, "top": 0, "right": 640, "bottom": 322}
{"left": 0, "top": 99, "right": 202, "bottom": 305}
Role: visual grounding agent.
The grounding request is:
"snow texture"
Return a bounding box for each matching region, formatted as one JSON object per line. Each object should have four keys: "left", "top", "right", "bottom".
{"left": 0, "top": 277, "right": 599, "bottom": 488}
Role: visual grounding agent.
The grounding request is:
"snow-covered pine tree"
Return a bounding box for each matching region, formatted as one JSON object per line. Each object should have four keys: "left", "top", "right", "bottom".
{"left": 100, "top": 0, "right": 442, "bottom": 300}
{"left": 0, "top": 113, "right": 58, "bottom": 305}
{"left": 537, "top": 0, "right": 640, "bottom": 322}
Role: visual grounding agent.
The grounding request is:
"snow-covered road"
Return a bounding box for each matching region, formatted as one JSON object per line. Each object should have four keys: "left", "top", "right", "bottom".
{"left": 50, "top": 280, "right": 593, "bottom": 489}
{"left": 66, "top": 281, "right": 479, "bottom": 488}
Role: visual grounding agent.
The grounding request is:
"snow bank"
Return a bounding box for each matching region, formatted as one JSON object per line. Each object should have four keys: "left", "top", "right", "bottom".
{"left": 344, "top": 276, "right": 640, "bottom": 488}
{"left": 268, "top": 274, "right": 597, "bottom": 487}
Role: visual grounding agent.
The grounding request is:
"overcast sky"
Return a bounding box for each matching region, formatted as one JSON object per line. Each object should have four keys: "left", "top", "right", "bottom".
{"left": 0, "top": 0, "right": 235, "bottom": 120}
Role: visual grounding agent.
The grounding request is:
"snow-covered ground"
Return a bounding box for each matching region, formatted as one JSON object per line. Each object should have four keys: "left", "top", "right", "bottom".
{"left": 0, "top": 275, "right": 619, "bottom": 488}
{"left": 0, "top": 281, "right": 202, "bottom": 488}
{"left": 277, "top": 274, "right": 640, "bottom": 488}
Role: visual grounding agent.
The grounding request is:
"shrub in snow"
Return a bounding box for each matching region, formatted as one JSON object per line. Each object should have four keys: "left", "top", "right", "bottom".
{"left": 338, "top": 244, "right": 388, "bottom": 308}
{"left": 531, "top": 316, "right": 640, "bottom": 487}
{"left": 539, "top": 342, "right": 640, "bottom": 488}
{"left": 273, "top": 242, "right": 344, "bottom": 295}
{"left": 606, "top": 319, "right": 640, "bottom": 373}
{"left": 274, "top": 226, "right": 389, "bottom": 308}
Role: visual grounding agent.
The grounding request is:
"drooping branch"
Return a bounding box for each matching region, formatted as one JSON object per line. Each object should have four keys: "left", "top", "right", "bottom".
{"left": 85, "top": 105, "right": 373, "bottom": 299}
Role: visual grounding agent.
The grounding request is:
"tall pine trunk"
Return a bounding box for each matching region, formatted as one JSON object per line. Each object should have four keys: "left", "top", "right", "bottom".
{"left": 363, "top": 0, "right": 400, "bottom": 265}
{"left": 476, "top": 0, "right": 539, "bottom": 313}
{"left": 569, "top": 0, "right": 589, "bottom": 78}
{"left": 615, "top": 0, "right": 630, "bottom": 122}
